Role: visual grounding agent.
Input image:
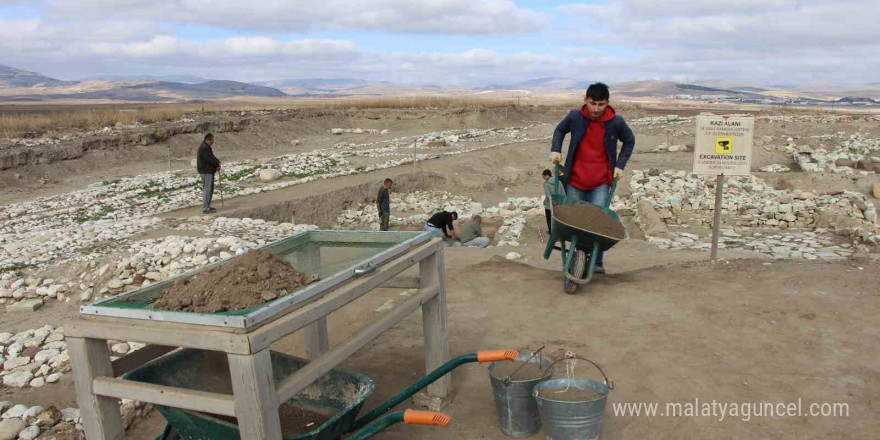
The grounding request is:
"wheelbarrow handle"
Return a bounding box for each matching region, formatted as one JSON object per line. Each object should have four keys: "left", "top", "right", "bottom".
{"left": 478, "top": 350, "right": 519, "bottom": 363}
{"left": 404, "top": 409, "right": 452, "bottom": 427}
{"left": 351, "top": 350, "right": 517, "bottom": 430}
{"left": 346, "top": 410, "right": 451, "bottom": 440}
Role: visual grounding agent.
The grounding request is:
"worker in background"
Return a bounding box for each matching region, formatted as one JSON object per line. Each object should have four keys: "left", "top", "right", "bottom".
{"left": 196, "top": 133, "right": 221, "bottom": 214}
{"left": 426, "top": 210, "right": 458, "bottom": 243}
{"left": 549, "top": 82, "right": 635, "bottom": 273}
{"left": 457, "top": 215, "right": 490, "bottom": 248}
{"left": 377, "top": 178, "right": 393, "bottom": 231}
{"left": 542, "top": 169, "right": 565, "bottom": 234}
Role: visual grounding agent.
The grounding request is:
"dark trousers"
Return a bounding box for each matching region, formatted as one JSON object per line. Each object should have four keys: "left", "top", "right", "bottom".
{"left": 545, "top": 209, "right": 552, "bottom": 233}
{"left": 379, "top": 211, "right": 390, "bottom": 231}
{"left": 200, "top": 173, "right": 214, "bottom": 212}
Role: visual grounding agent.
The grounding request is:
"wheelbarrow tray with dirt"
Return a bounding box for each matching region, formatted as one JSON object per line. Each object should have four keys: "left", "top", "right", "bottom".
{"left": 543, "top": 166, "right": 624, "bottom": 294}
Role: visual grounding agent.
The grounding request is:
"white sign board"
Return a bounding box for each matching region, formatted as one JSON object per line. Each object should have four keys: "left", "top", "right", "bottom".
{"left": 693, "top": 115, "right": 754, "bottom": 176}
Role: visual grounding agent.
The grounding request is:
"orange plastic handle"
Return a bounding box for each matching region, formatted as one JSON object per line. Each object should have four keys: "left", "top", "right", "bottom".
{"left": 477, "top": 350, "right": 519, "bottom": 363}
{"left": 403, "top": 409, "right": 451, "bottom": 428}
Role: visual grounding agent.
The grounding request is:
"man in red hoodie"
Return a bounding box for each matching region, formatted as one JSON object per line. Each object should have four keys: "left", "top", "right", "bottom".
{"left": 549, "top": 83, "right": 636, "bottom": 273}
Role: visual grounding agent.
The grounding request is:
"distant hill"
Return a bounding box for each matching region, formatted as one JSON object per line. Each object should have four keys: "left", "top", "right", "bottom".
{"left": 0, "top": 64, "right": 75, "bottom": 87}
{"left": 477, "top": 77, "right": 595, "bottom": 92}
{"left": 256, "top": 78, "right": 396, "bottom": 94}
{"left": 80, "top": 74, "right": 211, "bottom": 84}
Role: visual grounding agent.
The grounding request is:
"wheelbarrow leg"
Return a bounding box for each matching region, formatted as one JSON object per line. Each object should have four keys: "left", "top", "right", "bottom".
{"left": 582, "top": 241, "right": 600, "bottom": 283}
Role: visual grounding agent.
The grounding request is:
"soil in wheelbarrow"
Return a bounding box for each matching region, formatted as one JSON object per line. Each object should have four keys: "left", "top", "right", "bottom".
{"left": 553, "top": 204, "right": 625, "bottom": 240}
{"left": 151, "top": 249, "right": 318, "bottom": 313}
{"left": 493, "top": 361, "right": 551, "bottom": 381}
{"left": 212, "top": 402, "right": 333, "bottom": 436}
{"left": 538, "top": 386, "right": 603, "bottom": 402}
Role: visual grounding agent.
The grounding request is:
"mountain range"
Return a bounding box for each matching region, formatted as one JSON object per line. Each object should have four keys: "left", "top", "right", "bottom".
{"left": 1, "top": 63, "right": 878, "bottom": 102}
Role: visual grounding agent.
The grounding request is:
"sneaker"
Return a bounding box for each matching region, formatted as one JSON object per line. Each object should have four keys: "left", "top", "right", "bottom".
{"left": 202, "top": 207, "right": 217, "bottom": 214}
{"left": 594, "top": 264, "right": 606, "bottom": 274}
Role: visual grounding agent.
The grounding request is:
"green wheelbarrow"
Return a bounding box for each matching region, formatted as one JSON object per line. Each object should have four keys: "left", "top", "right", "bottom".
{"left": 126, "top": 348, "right": 520, "bottom": 440}
{"left": 543, "top": 163, "right": 624, "bottom": 294}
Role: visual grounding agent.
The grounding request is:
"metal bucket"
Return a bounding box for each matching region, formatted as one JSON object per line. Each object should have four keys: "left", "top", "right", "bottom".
{"left": 533, "top": 357, "right": 613, "bottom": 440}
{"left": 488, "top": 354, "right": 553, "bottom": 437}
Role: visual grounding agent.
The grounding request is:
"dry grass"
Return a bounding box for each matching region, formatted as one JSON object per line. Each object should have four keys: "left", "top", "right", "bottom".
{"left": 0, "top": 107, "right": 190, "bottom": 138}
{"left": 0, "top": 94, "right": 618, "bottom": 139}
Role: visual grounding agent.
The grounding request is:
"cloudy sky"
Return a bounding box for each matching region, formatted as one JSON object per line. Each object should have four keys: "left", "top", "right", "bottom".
{"left": 1, "top": 0, "right": 878, "bottom": 86}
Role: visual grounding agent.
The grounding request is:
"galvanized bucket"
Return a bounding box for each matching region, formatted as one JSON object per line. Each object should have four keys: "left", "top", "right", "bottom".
{"left": 533, "top": 357, "right": 613, "bottom": 440}
{"left": 488, "top": 353, "right": 554, "bottom": 437}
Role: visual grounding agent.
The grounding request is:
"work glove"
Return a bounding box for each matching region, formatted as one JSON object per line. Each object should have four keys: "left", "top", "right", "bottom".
{"left": 549, "top": 152, "right": 561, "bottom": 163}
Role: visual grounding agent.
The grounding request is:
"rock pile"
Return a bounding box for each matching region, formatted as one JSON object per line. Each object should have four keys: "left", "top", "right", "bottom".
{"left": 791, "top": 133, "right": 880, "bottom": 173}
{"left": 627, "top": 169, "right": 880, "bottom": 258}
{"left": 0, "top": 399, "right": 151, "bottom": 439}
{"left": 0, "top": 326, "right": 69, "bottom": 389}
{"left": 330, "top": 128, "right": 388, "bottom": 135}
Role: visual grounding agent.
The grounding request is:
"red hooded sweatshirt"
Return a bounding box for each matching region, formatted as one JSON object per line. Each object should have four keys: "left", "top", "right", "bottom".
{"left": 569, "top": 105, "right": 615, "bottom": 191}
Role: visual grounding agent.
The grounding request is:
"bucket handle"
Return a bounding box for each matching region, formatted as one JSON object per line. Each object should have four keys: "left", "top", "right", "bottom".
{"left": 546, "top": 356, "right": 614, "bottom": 390}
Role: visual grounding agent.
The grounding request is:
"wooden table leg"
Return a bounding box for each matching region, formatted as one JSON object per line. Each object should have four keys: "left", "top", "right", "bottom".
{"left": 304, "top": 316, "right": 330, "bottom": 360}
{"left": 419, "top": 247, "right": 453, "bottom": 401}
{"left": 228, "top": 350, "right": 283, "bottom": 440}
{"left": 67, "top": 337, "right": 125, "bottom": 440}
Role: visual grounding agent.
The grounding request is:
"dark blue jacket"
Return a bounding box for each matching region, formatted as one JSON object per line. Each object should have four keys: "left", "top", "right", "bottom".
{"left": 550, "top": 109, "right": 636, "bottom": 187}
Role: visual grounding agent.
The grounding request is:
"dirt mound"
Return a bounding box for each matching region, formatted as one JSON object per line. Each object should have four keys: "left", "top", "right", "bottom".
{"left": 152, "top": 249, "right": 318, "bottom": 313}
{"left": 553, "top": 204, "right": 626, "bottom": 240}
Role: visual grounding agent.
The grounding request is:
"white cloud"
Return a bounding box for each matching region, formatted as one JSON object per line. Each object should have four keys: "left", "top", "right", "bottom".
{"left": 44, "top": 0, "right": 547, "bottom": 35}
{"left": 555, "top": 0, "right": 880, "bottom": 84}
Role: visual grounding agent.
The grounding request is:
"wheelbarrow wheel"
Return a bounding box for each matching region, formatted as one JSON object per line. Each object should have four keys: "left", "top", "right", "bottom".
{"left": 564, "top": 250, "right": 586, "bottom": 294}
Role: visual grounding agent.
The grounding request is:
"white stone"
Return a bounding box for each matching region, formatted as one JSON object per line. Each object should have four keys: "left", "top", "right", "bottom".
{"left": 2, "top": 405, "right": 27, "bottom": 419}
{"left": 33, "top": 349, "right": 60, "bottom": 365}
{"left": 111, "top": 343, "right": 130, "bottom": 354}
{"left": 60, "top": 408, "right": 78, "bottom": 423}
{"left": 45, "top": 373, "right": 62, "bottom": 384}
{"left": 0, "top": 418, "right": 25, "bottom": 440}
{"left": 4, "top": 357, "right": 31, "bottom": 370}
{"left": 28, "top": 378, "right": 44, "bottom": 388}
{"left": 2, "top": 372, "right": 33, "bottom": 388}
{"left": 259, "top": 169, "right": 283, "bottom": 182}
{"left": 17, "top": 425, "right": 38, "bottom": 440}
{"left": 505, "top": 252, "right": 521, "bottom": 260}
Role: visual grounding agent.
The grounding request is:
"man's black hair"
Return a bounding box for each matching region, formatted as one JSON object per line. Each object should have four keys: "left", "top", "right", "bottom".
{"left": 204, "top": 133, "right": 214, "bottom": 141}
{"left": 542, "top": 169, "right": 552, "bottom": 177}
{"left": 451, "top": 211, "right": 458, "bottom": 219}
{"left": 384, "top": 178, "right": 393, "bottom": 184}
{"left": 586, "top": 83, "right": 610, "bottom": 101}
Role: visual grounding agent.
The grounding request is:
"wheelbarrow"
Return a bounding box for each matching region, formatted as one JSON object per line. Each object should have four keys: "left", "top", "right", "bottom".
{"left": 123, "top": 347, "right": 519, "bottom": 440}
{"left": 543, "top": 163, "right": 623, "bottom": 294}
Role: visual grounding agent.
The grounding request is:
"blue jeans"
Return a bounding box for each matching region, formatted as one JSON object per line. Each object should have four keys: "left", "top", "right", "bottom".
{"left": 565, "top": 184, "right": 610, "bottom": 266}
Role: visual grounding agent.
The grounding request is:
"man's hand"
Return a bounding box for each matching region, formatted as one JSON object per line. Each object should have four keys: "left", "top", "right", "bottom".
{"left": 613, "top": 167, "right": 623, "bottom": 179}
{"left": 217, "top": 164, "right": 221, "bottom": 172}
{"left": 549, "top": 152, "right": 561, "bottom": 163}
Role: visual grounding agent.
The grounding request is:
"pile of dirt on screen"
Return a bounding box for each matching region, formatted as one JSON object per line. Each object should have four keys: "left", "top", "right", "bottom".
{"left": 152, "top": 249, "right": 318, "bottom": 313}
{"left": 553, "top": 204, "right": 625, "bottom": 240}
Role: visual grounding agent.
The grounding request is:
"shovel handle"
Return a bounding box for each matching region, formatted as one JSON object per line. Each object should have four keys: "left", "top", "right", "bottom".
{"left": 404, "top": 410, "right": 451, "bottom": 428}
{"left": 477, "top": 350, "right": 519, "bottom": 363}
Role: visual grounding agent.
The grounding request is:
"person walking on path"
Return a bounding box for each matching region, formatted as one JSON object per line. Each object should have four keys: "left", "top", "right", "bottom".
{"left": 196, "top": 133, "right": 221, "bottom": 214}
{"left": 377, "top": 178, "right": 393, "bottom": 231}
{"left": 425, "top": 210, "right": 458, "bottom": 243}
{"left": 456, "top": 215, "right": 490, "bottom": 248}
{"left": 549, "top": 82, "right": 635, "bottom": 273}
{"left": 542, "top": 168, "right": 565, "bottom": 234}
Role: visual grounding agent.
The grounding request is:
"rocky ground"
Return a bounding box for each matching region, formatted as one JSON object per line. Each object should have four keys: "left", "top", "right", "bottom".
{"left": 0, "top": 104, "right": 878, "bottom": 439}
